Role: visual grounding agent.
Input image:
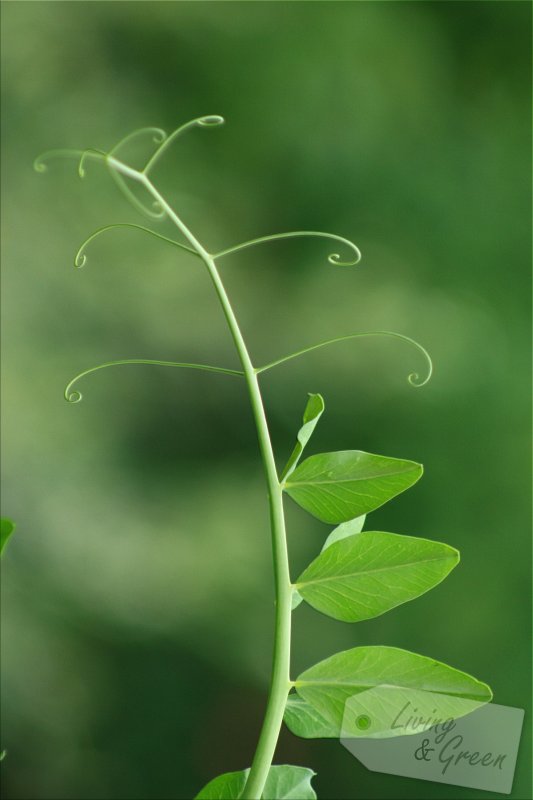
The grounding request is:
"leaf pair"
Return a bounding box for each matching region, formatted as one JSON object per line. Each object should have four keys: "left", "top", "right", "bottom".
{"left": 282, "top": 398, "right": 456, "bottom": 623}
{"left": 280, "top": 398, "right": 491, "bottom": 753}
{"left": 195, "top": 764, "right": 316, "bottom": 800}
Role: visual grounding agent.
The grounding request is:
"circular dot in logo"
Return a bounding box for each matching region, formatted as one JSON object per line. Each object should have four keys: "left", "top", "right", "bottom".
{"left": 356, "top": 714, "right": 371, "bottom": 731}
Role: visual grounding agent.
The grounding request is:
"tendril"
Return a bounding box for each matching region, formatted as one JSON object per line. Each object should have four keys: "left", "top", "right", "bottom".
{"left": 143, "top": 115, "right": 225, "bottom": 175}
{"left": 256, "top": 331, "right": 433, "bottom": 387}
{"left": 65, "top": 359, "right": 244, "bottom": 403}
{"left": 213, "top": 231, "right": 362, "bottom": 267}
{"left": 34, "top": 149, "right": 104, "bottom": 174}
{"left": 108, "top": 168, "right": 166, "bottom": 220}
{"left": 78, "top": 149, "right": 107, "bottom": 178}
{"left": 74, "top": 223, "right": 198, "bottom": 268}
{"left": 109, "top": 127, "right": 167, "bottom": 159}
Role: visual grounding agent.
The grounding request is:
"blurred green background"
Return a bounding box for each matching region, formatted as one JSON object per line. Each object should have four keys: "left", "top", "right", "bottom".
{"left": 1, "top": 2, "right": 531, "bottom": 799}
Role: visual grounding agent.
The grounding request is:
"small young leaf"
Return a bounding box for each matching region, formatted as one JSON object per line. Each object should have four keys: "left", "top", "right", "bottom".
{"left": 295, "top": 531, "right": 459, "bottom": 622}
{"left": 321, "top": 515, "right": 365, "bottom": 551}
{"left": 280, "top": 394, "right": 325, "bottom": 482}
{"left": 283, "top": 451, "right": 422, "bottom": 523}
{"left": 284, "top": 694, "right": 339, "bottom": 738}
{"left": 294, "top": 646, "right": 492, "bottom": 736}
{"left": 195, "top": 764, "right": 317, "bottom": 799}
{"left": 0, "top": 519, "right": 15, "bottom": 556}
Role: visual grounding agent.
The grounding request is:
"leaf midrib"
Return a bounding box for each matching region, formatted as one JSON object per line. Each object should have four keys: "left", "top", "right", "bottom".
{"left": 296, "top": 553, "right": 456, "bottom": 589}
{"left": 294, "top": 679, "right": 487, "bottom": 700}
{"left": 285, "top": 465, "right": 419, "bottom": 488}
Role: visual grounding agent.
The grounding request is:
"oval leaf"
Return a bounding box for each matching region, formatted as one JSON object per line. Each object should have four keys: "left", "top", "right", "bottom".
{"left": 280, "top": 394, "right": 325, "bottom": 481}
{"left": 294, "top": 646, "right": 492, "bottom": 737}
{"left": 195, "top": 765, "right": 317, "bottom": 799}
{"left": 0, "top": 518, "right": 15, "bottom": 556}
{"left": 283, "top": 450, "right": 422, "bottom": 523}
{"left": 322, "top": 515, "right": 365, "bottom": 551}
{"left": 284, "top": 694, "right": 339, "bottom": 738}
{"left": 295, "top": 531, "right": 459, "bottom": 622}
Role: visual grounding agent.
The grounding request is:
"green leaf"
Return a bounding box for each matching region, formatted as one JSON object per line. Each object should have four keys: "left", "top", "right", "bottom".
{"left": 262, "top": 765, "right": 317, "bottom": 799}
{"left": 0, "top": 519, "right": 15, "bottom": 556}
{"left": 292, "top": 515, "right": 366, "bottom": 612}
{"left": 195, "top": 765, "right": 317, "bottom": 799}
{"left": 195, "top": 770, "right": 245, "bottom": 799}
{"left": 294, "top": 646, "right": 492, "bottom": 737}
{"left": 322, "top": 515, "right": 365, "bottom": 551}
{"left": 284, "top": 694, "right": 339, "bottom": 738}
{"left": 280, "top": 394, "right": 325, "bottom": 482}
{"left": 283, "top": 450, "right": 422, "bottom": 524}
{"left": 295, "top": 531, "right": 459, "bottom": 622}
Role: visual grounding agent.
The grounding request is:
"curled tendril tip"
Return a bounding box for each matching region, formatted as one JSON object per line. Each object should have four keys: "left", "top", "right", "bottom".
{"left": 214, "top": 231, "right": 362, "bottom": 268}
{"left": 256, "top": 331, "right": 433, "bottom": 389}
{"left": 65, "top": 389, "right": 82, "bottom": 404}
{"left": 78, "top": 148, "right": 106, "bottom": 179}
{"left": 328, "top": 248, "right": 362, "bottom": 267}
{"left": 73, "top": 223, "right": 198, "bottom": 271}
{"left": 33, "top": 157, "right": 48, "bottom": 173}
{"left": 408, "top": 371, "right": 431, "bottom": 388}
{"left": 197, "top": 115, "right": 225, "bottom": 127}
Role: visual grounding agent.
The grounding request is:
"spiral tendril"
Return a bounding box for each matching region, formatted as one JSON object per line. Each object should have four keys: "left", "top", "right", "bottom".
{"left": 64, "top": 359, "right": 244, "bottom": 404}
{"left": 66, "top": 389, "right": 83, "bottom": 403}
{"left": 78, "top": 149, "right": 107, "bottom": 178}
{"left": 74, "top": 223, "right": 198, "bottom": 269}
{"left": 256, "top": 331, "right": 433, "bottom": 387}
{"left": 33, "top": 149, "right": 101, "bottom": 174}
{"left": 143, "top": 115, "right": 225, "bottom": 175}
{"left": 197, "top": 115, "right": 225, "bottom": 127}
{"left": 213, "top": 231, "right": 362, "bottom": 267}
{"left": 109, "top": 127, "right": 167, "bottom": 159}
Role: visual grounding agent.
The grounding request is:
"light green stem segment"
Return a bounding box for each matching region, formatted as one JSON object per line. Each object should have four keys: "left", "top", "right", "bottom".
{"left": 106, "top": 156, "right": 292, "bottom": 800}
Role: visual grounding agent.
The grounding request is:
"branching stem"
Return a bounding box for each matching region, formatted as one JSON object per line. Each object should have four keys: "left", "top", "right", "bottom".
{"left": 104, "top": 154, "right": 292, "bottom": 800}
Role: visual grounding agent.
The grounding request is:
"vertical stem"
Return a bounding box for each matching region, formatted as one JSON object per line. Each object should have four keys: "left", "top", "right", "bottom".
{"left": 133, "top": 172, "right": 293, "bottom": 799}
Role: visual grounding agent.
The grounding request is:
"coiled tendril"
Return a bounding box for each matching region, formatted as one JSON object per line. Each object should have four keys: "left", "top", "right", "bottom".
{"left": 65, "top": 359, "right": 244, "bottom": 403}
{"left": 37, "top": 118, "right": 432, "bottom": 399}
{"left": 143, "top": 115, "right": 225, "bottom": 176}
{"left": 34, "top": 116, "right": 225, "bottom": 220}
{"left": 213, "top": 231, "right": 362, "bottom": 267}
{"left": 256, "top": 331, "right": 433, "bottom": 387}
{"left": 33, "top": 149, "right": 104, "bottom": 174}
{"left": 78, "top": 148, "right": 107, "bottom": 178}
{"left": 74, "top": 223, "right": 197, "bottom": 268}
{"left": 109, "top": 127, "right": 167, "bottom": 158}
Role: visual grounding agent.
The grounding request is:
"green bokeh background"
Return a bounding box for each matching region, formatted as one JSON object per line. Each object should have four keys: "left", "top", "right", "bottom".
{"left": 1, "top": 2, "right": 531, "bottom": 799}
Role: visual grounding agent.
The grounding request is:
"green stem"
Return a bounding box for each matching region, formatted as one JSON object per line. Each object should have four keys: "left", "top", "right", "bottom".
{"left": 106, "top": 157, "right": 293, "bottom": 799}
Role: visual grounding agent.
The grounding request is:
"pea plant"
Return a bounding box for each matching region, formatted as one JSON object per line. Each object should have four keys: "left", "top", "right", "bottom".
{"left": 35, "top": 117, "right": 491, "bottom": 800}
